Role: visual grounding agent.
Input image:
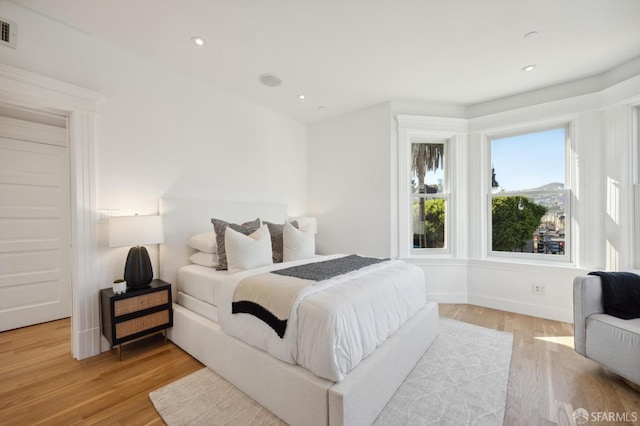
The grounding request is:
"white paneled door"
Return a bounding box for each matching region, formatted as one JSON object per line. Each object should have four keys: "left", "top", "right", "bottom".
{"left": 0, "top": 116, "right": 71, "bottom": 332}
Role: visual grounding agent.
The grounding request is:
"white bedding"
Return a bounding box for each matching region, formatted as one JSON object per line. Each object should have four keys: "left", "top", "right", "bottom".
{"left": 178, "top": 264, "right": 228, "bottom": 306}
{"left": 160, "top": 198, "right": 439, "bottom": 426}
{"left": 217, "top": 254, "right": 426, "bottom": 382}
{"left": 177, "top": 291, "right": 219, "bottom": 323}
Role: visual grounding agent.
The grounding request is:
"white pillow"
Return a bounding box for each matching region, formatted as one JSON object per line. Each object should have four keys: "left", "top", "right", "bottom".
{"left": 283, "top": 221, "right": 315, "bottom": 262}
{"left": 225, "top": 224, "right": 273, "bottom": 274}
{"left": 188, "top": 252, "right": 219, "bottom": 268}
{"left": 187, "top": 231, "right": 217, "bottom": 254}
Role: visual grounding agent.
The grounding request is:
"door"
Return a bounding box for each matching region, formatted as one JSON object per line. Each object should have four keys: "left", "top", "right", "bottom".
{"left": 0, "top": 115, "right": 71, "bottom": 331}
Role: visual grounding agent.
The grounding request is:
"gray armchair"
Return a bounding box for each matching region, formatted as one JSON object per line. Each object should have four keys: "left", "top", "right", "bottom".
{"left": 573, "top": 275, "right": 640, "bottom": 389}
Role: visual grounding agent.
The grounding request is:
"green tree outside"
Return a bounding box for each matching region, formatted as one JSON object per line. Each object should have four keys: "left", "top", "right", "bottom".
{"left": 413, "top": 198, "right": 445, "bottom": 248}
{"left": 492, "top": 196, "right": 548, "bottom": 252}
{"left": 413, "top": 195, "right": 546, "bottom": 251}
{"left": 424, "top": 199, "right": 445, "bottom": 248}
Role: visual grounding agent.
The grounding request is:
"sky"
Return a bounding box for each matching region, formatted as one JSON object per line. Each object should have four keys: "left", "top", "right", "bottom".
{"left": 491, "top": 128, "right": 565, "bottom": 192}
{"left": 421, "top": 127, "right": 565, "bottom": 192}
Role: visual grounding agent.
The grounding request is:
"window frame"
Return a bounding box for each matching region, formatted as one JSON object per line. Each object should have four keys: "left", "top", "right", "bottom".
{"left": 486, "top": 123, "right": 572, "bottom": 263}
{"left": 410, "top": 139, "right": 450, "bottom": 255}
{"left": 396, "top": 115, "right": 467, "bottom": 259}
{"left": 634, "top": 106, "right": 640, "bottom": 269}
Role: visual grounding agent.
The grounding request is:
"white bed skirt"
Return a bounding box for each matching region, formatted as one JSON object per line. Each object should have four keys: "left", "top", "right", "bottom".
{"left": 168, "top": 301, "right": 439, "bottom": 426}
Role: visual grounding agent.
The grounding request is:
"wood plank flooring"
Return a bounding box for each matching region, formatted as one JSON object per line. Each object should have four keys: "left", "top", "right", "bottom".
{"left": 439, "top": 304, "right": 640, "bottom": 426}
{"left": 1, "top": 305, "right": 638, "bottom": 425}
{"left": 0, "top": 318, "right": 202, "bottom": 425}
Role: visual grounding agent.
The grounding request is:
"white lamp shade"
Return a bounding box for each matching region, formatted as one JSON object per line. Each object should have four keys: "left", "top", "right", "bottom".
{"left": 109, "top": 215, "right": 164, "bottom": 248}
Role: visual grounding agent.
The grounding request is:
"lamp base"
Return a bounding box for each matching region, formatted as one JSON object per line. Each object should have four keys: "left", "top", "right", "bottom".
{"left": 124, "top": 246, "right": 153, "bottom": 289}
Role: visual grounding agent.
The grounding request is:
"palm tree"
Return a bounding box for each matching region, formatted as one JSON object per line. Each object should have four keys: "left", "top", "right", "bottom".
{"left": 412, "top": 143, "right": 444, "bottom": 181}
{"left": 411, "top": 143, "right": 444, "bottom": 247}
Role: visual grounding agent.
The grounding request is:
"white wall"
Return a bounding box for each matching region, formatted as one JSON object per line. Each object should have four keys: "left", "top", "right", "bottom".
{"left": 0, "top": 2, "right": 308, "bottom": 355}
{"left": 309, "top": 73, "right": 640, "bottom": 323}
{"left": 308, "top": 102, "right": 392, "bottom": 258}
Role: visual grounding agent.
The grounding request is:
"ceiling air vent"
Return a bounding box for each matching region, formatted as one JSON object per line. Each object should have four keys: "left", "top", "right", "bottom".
{"left": 0, "top": 17, "right": 17, "bottom": 49}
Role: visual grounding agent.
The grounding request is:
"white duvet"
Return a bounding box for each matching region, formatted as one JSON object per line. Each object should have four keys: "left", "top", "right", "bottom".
{"left": 217, "top": 254, "right": 426, "bottom": 382}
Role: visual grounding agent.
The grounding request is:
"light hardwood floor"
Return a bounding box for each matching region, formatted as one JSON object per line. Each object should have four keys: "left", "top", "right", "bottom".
{"left": 439, "top": 304, "right": 639, "bottom": 425}
{"left": 0, "top": 319, "right": 202, "bottom": 425}
{"left": 1, "top": 305, "right": 638, "bottom": 425}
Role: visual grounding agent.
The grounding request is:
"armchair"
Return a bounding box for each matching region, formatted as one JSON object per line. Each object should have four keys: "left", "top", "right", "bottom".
{"left": 573, "top": 275, "right": 640, "bottom": 390}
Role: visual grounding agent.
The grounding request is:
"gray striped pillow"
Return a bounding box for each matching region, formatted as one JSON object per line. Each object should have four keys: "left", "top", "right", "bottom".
{"left": 211, "top": 218, "right": 261, "bottom": 270}
{"left": 264, "top": 221, "right": 298, "bottom": 263}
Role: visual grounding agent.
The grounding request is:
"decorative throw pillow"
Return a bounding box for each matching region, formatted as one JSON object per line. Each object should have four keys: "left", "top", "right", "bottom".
{"left": 211, "top": 217, "right": 261, "bottom": 270}
{"left": 264, "top": 220, "right": 299, "bottom": 263}
{"left": 187, "top": 231, "right": 217, "bottom": 253}
{"left": 225, "top": 224, "right": 273, "bottom": 274}
{"left": 188, "top": 251, "right": 219, "bottom": 268}
{"left": 283, "top": 220, "right": 315, "bottom": 262}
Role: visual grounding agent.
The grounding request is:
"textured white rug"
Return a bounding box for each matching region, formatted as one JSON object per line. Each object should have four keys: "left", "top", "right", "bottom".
{"left": 150, "top": 317, "right": 513, "bottom": 425}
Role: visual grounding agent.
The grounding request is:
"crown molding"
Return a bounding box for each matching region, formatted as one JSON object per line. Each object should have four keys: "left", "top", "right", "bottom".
{"left": 0, "top": 63, "right": 102, "bottom": 113}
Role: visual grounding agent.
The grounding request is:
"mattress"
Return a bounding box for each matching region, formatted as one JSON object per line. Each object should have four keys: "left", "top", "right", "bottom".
{"left": 177, "top": 291, "right": 218, "bottom": 323}
{"left": 177, "top": 264, "right": 228, "bottom": 306}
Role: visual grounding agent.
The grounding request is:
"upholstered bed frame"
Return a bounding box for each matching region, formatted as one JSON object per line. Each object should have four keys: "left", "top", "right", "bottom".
{"left": 159, "top": 198, "right": 439, "bottom": 426}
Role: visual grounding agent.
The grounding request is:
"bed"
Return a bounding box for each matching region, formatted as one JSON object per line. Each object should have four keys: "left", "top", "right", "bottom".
{"left": 159, "top": 198, "right": 439, "bottom": 426}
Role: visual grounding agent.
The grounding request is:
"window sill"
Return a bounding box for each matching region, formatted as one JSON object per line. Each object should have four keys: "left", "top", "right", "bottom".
{"left": 398, "top": 255, "right": 465, "bottom": 266}
{"left": 475, "top": 256, "right": 577, "bottom": 270}
{"left": 397, "top": 255, "right": 580, "bottom": 272}
{"left": 409, "top": 249, "right": 451, "bottom": 256}
{"left": 486, "top": 252, "right": 574, "bottom": 268}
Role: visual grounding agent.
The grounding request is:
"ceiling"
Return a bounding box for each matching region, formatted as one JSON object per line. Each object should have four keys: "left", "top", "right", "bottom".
{"left": 11, "top": 0, "right": 640, "bottom": 124}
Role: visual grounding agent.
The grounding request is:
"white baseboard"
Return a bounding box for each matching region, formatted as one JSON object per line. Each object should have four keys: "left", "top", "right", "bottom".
{"left": 468, "top": 293, "right": 573, "bottom": 323}
{"left": 74, "top": 326, "right": 101, "bottom": 360}
{"left": 426, "top": 292, "right": 468, "bottom": 304}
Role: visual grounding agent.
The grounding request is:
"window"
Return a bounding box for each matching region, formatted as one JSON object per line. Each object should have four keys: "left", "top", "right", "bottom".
{"left": 489, "top": 127, "right": 569, "bottom": 260}
{"left": 396, "top": 115, "right": 465, "bottom": 258}
{"left": 411, "top": 140, "right": 448, "bottom": 252}
{"left": 635, "top": 107, "right": 640, "bottom": 269}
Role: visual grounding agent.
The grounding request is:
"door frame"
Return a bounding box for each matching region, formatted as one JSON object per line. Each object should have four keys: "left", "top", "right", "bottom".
{"left": 0, "top": 63, "right": 102, "bottom": 359}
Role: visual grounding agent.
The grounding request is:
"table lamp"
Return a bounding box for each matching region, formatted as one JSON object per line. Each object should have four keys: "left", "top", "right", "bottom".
{"left": 109, "top": 214, "right": 164, "bottom": 289}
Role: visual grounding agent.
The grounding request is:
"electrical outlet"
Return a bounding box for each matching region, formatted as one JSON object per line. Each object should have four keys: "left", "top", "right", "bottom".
{"left": 532, "top": 283, "right": 546, "bottom": 295}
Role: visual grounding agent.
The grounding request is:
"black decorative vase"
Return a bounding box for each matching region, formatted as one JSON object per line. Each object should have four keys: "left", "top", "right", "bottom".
{"left": 124, "top": 246, "right": 153, "bottom": 289}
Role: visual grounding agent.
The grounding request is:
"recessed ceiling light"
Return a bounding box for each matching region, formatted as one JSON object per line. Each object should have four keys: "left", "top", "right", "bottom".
{"left": 521, "top": 64, "right": 536, "bottom": 72}
{"left": 191, "top": 37, "right": 205, "bottom": 46}
{"left": 297, "top": 94, "right": 306, "bottom": 100}
{"left": 259, "top": 73, "right": 282, "bottom": 87}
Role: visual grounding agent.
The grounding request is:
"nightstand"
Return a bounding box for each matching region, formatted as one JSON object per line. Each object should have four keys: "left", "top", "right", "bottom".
{"left": 100, "top": 279, "right": 173, "bottom": 360}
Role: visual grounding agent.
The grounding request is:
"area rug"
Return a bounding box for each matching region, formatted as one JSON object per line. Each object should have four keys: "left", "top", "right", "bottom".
{"left": 149, "top": 317, "right": 513, "bottom": 425}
